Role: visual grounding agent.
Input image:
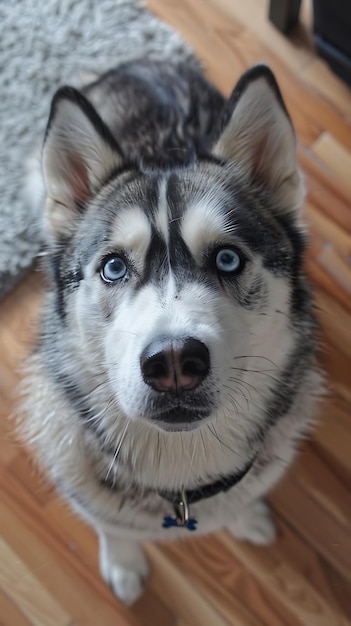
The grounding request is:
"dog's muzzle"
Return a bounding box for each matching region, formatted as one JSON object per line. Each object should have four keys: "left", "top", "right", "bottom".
{"left": 140, "top": 336, "right": 212, "bottom": 427}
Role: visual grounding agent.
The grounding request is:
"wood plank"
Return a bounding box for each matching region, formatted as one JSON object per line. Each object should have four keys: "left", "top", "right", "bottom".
{"left": 305, "top": 201, "right": 351, "bottom": 266}
{"left": 7, "top": 451, "right": 55, "bottom": 507}
{"left": 302, "top": 59, "right": 351, "bottom": 119}
{"left": 269, "top": 515, "right": 351, "bottom": 619}
{"left": 312, "top": 397, "right": 351, "bottom": 479}
{"left": 318, "top": 343, "right": 351, "bottom": 409}
{"left": 312, "top": 133, "right": 351, "bottom": 195}
{"left": 132, "top": 589, "right": 178, "bottom": 626}
{"left": 0, "top": 484, "right": 137, "bottom": 626}
{"left": 270, "top": 478, "right": 351, "bottom": 584}
{"left": 0, "top": 589, "right": 33, "bottom": 626}
{"left": 160, "top": 534, "right": 295, "bottom": 626}
{"left": 145, "top": 543, "right": 230, "bottom": 626}
{"left": 321, "top": 561, "right": 351, "bottom": 621}
{"left": 219, "top": 530, "right": 350, "bottom": 626}
{"left": 148, "top": 0, "right": 245, "bottom": 96}
{"left": 299, "top": 148, "right": 351, "bottom": 234}
{"left": 0, "top": 538, "right": 71, "bottom": 626}
{"left": 307, "top": 260, "right": 351, "bottom": 314}
{"left": 314, "top": 289, "right": 351, "bottom": 359}
{"left": 305, "top": 221, "right": 351, "bottom": 313}
{"left": 43, "top": 496, "right": 99, "bottom": 570}
{"left": 291, "top": 445, "right": 351, "bottom": 530}
{"left": 204, "top": 0, "right": 315, "bottom": 73}
{"left": 298, "top": 162, "right": 351, "bottom": 234}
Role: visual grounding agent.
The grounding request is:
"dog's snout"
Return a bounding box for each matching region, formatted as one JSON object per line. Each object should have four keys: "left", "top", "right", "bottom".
{"left": 140, "top": 337, "right": 210, "bottom": 393}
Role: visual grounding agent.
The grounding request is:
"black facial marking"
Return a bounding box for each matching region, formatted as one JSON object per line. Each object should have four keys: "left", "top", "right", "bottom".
{"left": 49, "top": 245, "right": 66, "bottom": 320}
{"left": 140, "top": 175, "right": 161, "bottom": 221}
{"left": 166, "top": 173, "right": 197, "bottom": 276}
{"left": 238, "top": 276, "right": 267, "bottom": 311}
{"left": 48, "top": 236, "right": 83, "bottom": 320}
{"left": 273, "top": 212, "right": 312, "bottom": 319}
{"left": 142, "top": 228, "right": 168, "bottom": 285}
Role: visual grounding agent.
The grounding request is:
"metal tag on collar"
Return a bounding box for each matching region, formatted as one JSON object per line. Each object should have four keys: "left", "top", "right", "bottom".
{"left": 162, "top": 489, "right": 198, "bottom": 530}
{"left": 174, "top": 489, "right": 189, "bottom": 526}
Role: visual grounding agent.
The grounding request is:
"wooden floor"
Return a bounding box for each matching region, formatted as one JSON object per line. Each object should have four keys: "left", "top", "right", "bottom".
{"left": 1, "top": 1, "right": 351, "bottom": 624}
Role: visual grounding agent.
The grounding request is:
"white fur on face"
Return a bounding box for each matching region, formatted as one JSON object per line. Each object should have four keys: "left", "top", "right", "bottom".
{"left": 110, "top": 207, "right": 152, "bottom": 273}
{"left": 155, "top": 178, "right": 170, "bottom": 245}
{"left": 181, "top": 194, "right": 228, "bottom": 261}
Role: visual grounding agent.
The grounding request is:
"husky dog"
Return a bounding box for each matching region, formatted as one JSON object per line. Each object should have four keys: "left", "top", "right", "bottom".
{"left": 22, "top": 59, "right": 321, "bottom": 605}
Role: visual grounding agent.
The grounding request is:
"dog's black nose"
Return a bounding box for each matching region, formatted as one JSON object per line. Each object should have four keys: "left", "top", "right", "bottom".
{"left": 140, "top": 337, "right": 210, "bottom": 393}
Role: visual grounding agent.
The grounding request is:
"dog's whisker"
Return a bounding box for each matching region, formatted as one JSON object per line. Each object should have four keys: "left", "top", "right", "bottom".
{"left": 184, "top": 434, "right": 198, "bottom": 487}
{"left": 206, "top": 424, "right": 248, "bottom": 463}
{"left": 105, "top": 420, "right": 130, "bottom": 482}
{"left": 199, "top": 428, "right": 207, "bottom": 458}
{"left": 229, "top": 367, "right": 292, "bottom": 387}
{"left": 84, "top": 394, "right": 117, "bottom": 423}
{"left": 226, "top": 376, "right": 257, "bottom": 395}
{"left": 222, "top": 385, "right": 249, "bottom": 412}
{"left": 232, "top": 355, "right": 279, "bottom": 367}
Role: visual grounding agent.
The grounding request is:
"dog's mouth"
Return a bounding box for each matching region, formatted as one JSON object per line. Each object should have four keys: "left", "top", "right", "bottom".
{"left": 150, "top": 406, "right": 211, "bottom": 429}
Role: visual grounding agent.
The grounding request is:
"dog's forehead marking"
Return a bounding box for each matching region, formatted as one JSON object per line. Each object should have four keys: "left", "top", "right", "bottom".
{"left": 181, "top": 196, "right": 228, "bottom": 258}
{"left": 111, "top": 206, "right": 152, "bottom": 258}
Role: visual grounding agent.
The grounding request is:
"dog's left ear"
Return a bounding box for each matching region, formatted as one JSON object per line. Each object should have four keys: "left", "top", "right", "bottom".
{"left": 212, "top": 65, "right": 303, "bottom": 214}
{"left": 42, "top": 86, "right": 124, "bottom": 236}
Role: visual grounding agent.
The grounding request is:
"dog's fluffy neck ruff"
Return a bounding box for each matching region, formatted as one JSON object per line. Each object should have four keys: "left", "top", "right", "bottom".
{"left": 90, "top": 410, "right": 259, "bottom": 494}
{"left": 103, "top": 450, "right": 257, "bottom": 506}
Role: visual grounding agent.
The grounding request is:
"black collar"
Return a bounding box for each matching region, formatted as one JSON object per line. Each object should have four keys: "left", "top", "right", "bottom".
{"left": 158, "top": 456, "right": 255, "bottom": 505}
{"left": 103, "top": 456, "right": 255, "bottom": 505}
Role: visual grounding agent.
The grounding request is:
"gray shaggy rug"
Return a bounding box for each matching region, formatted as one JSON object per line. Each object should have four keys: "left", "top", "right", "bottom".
{"left": 0, "top": 0, "right": 195, "bottom": 299}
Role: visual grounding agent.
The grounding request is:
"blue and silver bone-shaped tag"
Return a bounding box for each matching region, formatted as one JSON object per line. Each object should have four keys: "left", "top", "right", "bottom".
{"left": 162, "top": 490, "right": 198, "bottom": 531}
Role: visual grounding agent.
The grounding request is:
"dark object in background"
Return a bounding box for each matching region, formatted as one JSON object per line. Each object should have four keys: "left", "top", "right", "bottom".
{"left": 269, "top": 0, "right": 351, "bottom": 87}
{"left": 268, "top": 0, "right": 302, "bottom": 33}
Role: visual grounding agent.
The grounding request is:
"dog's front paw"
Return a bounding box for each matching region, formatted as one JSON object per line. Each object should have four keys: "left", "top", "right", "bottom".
{"left": 228, "top": 499, "right": 276, "bottom": 546}
{"left": 99, "top": 535, "right": 149, "bottom": 605}
{"left": 102, "top": 562, "right": 146, "bottom": 605}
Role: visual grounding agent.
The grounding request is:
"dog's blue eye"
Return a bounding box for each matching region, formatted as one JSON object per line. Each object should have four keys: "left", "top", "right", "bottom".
{"left": 101, "top": 257, "right": 127, "bottom": 282}
{"left": 216, "top": 249, "right": 242, "bottom": 274}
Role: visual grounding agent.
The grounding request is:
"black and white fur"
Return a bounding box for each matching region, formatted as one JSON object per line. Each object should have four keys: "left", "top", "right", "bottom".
{"left": 21, "top": 59, "right": 321, "bottom": 605}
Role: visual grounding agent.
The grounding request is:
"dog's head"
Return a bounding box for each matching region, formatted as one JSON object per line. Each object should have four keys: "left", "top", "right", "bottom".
{"left": 41, "top": 66, "right": 309, "bottom": 451}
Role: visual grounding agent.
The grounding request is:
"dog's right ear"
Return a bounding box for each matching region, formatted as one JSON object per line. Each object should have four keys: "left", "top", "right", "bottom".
{"left": 42, "top": 87, "right": 123, "bottom": 236}
{"left": 212, "top": 65, "right": 302, "bottom": 216}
